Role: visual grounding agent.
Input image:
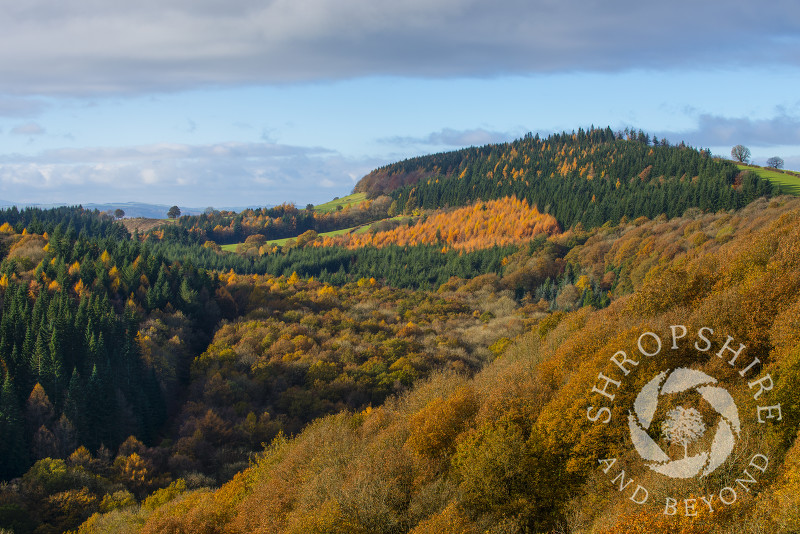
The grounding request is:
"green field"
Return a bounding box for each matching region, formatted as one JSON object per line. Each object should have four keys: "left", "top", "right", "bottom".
{"left": 266, "top": 226, "right": 356, "bottom": 246}
{"left": 221, "top": 194, "right": 368, "bottom": 251}
{"left": 221, "top": 225, "right": 365, "bottom": 251}
{"left": 221, "top": 216, "right": 411, "bottom": 253}
{"left": 738, "top": 164, "right": 800, "bottom": 195}
{"left": 312, "top": 192, "right": 368, "bottom": 213}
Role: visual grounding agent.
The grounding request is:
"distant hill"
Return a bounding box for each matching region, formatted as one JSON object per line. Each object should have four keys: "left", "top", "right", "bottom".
{"left": 354, "top": 127, "right": 775, "bottom": 229}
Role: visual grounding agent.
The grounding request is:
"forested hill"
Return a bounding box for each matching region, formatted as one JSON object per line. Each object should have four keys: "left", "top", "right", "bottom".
{"left": 355, "top": 127, "right": 775, "bottom": 228}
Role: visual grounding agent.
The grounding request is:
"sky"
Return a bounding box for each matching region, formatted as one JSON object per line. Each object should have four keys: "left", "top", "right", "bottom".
{"left": 0, "top": 0, "right": 799, "bottom": 208}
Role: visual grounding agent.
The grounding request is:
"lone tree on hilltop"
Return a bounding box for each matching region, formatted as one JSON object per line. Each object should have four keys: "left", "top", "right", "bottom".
{"left": 731, "top": 145, "right": 751, "bottom": 163}
{"left": 167, "top": 205, "right": 181, "bottom": 219}
{"left": 114, "top": 208, "right": 125, "bottom": 220}
{"left": 767, "top": 156, "right": 785, "bottom": 169}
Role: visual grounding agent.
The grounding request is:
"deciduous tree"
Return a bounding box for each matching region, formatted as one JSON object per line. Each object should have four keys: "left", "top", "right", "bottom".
{"left": 767, "top": 156, "right": 785, "bottom": 169}
{"left": 731, "top": 144, "right": 751, "bottom": 163}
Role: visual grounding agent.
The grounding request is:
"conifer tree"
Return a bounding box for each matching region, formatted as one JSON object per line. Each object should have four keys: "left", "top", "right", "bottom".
{"left": 0, "top": 373, "right": 29, "bottom": 478}
{"left": 64, "top": 368, "right": 86, "bottom": 441}
{"left": 46, "top": 328, "right": 64, "bottom": 403}
{"left": 30, "top": 331, "right": 48, "bottom": 385}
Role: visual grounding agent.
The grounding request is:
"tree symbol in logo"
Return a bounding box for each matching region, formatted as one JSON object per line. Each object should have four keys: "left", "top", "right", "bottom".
{"left": 661, "top": 406, "right": 706, "bottom": 459}
{"left": 628, "top": 367, "right": 740, "bottom": 479}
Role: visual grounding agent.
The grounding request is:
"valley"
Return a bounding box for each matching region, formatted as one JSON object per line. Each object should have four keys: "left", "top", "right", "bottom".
{"left": 0, "top": 129, "right": 797, "bottom": 533}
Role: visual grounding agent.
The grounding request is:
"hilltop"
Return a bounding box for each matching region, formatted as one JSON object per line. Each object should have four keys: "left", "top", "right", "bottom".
{"left": 146, "top": 128, "right": 774, "bottom": 258}
{"left": 354, "top": 127, "right": 773, "bottom": 228}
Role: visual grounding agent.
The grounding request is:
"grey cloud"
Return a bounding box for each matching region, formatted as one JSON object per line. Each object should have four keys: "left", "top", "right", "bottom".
{"left": 10, "top": 122, "right": 45, "bottom": 135}
{"left": 657, "top": 113, "right": 800, "bottom": 148}
{"left": 0, "top": 141, "right": 332, "bottom": 165}
{"left": 0, "top": 141, "right": 383, "bottom": 205}
{"left": 427, "top": 128, "right": 515, "bottom": 146}
{"left": 383, "top": 127, "right": 516, "bottom": 147}
{"left": 781, "top": 155, "right": 800, "bottom": 171}
{"left": 0, "top": 97, "right": 47, "bottom": 117}
{"left": 0, "top": 0, "right": 798, "bottom": 95}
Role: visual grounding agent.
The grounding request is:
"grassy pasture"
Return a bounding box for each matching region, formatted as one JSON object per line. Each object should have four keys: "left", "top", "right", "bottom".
{"left": 738, "top": 164, "right": 800, "bottom": 195}
{"left": 312, "top": 192, "right": 368, "bottom": 213}
{"left": 221, "top": 225, "right": 366, "bottom": 251}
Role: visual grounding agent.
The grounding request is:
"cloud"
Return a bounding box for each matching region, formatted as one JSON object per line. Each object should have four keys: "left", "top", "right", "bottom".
{"left": 781, "top": 155, "right": 800, "bottom": 171}
{"left": 656, "top": 113, "right": 800, "bottom": 148}
{"left": 0, "top": 0, "right": 798, "bottom": 95}
{"left": 0, "top": 97, "right": 47, "bottom": 117}
{"left": 0, "top": 141, "right": 384, "bottom": 205}
{"left": 0, "top": 141, "right": 332, "bottom": 165}
{"left": 383, "top": 127, "right": 517, "bottom": 147}
{"left": 10, "top": 122, "right": 46, "bottom": 135}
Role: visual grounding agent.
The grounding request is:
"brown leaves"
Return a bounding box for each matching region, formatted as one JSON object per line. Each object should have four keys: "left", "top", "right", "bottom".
{"left": 406, "top": 386, "right": 478, "bottom": 461}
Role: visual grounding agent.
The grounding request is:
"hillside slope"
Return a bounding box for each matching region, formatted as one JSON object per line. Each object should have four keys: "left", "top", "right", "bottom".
{"left": 317, "top": 196, "right": 559, "bottom": 251}
{"left": 76, "top": 195, "right": 800, "bottom": 533}
{"left": 356, "top": 128, "right": 774, "bottom": 229}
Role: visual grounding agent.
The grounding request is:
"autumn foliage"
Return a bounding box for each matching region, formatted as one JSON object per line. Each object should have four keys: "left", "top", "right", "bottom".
{"left": 64, "top": 195, "right": 800, "bottom": 533}
{"left": 319, "top": 197, "right": 559, "bottom": 251}
{"left": 0, "top": 151, "right": 795, "bottom": 533}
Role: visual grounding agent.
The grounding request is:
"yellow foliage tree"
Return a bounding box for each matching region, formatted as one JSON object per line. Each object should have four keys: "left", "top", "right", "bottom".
{"left": 406, "top": 386, "right": 478, "bottom": 461}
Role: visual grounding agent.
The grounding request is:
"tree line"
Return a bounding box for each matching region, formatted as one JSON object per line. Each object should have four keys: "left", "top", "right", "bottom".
{"left": 355, "top": 128, "right": 775, "bottom": 229}
{"left": 152, "top": 198, "right": 392, "bottom": 246}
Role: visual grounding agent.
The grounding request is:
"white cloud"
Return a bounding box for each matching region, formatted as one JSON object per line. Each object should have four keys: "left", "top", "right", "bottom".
{"left": 0, "top": 141, "right": 384, "bottom": 205}
{"left": 382, "top": 127, "right": 517, "bottom": 147}
{"left": 0, "top": 142, "right": 331, "bottom": 165}
{"left": 140, "top": 168, "right": 159, "bottom": 184}
{"left": 0, "top": 0, "right": 798, "bottom": 95}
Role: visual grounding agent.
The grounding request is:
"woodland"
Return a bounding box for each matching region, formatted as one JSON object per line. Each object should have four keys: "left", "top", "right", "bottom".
{"left": 0, "top": 128, "right": 797, "bottom": 533}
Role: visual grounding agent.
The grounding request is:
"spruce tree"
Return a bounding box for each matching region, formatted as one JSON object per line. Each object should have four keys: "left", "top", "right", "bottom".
{"left": 64, "top": 368, "right": 86, "bottom": 443}
{"left": 0, "top": 373, "right": 29, "bottom": 478}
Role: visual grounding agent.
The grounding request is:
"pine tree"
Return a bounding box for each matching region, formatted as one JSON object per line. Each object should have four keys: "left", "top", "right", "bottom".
{"left": 64, "top": 368, "right": 86, "bottom": 442}
{"left": 46, "top": 328, "right": 64, "bottom": 404}
{"left": 0, "top": 373, "right": 29, "bottom": 478}
{"left": 86, "top": 364, "right": 118, "bottom": 451}
{"left": 30, "top": 330, "right": 48, "bottom": 385}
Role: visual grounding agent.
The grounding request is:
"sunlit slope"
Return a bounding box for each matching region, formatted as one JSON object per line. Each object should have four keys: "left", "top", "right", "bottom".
{"left": 78, "top": 196, "right": 800, "bottom": 533}
{"left": 355, "top": 128, "right": 774, "bottom": 229}
{"left": 317, "top": 196, "right": 559, "bottom": 251}
{"left": 737, "top": 164, "right": 800, "bottom": 195}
